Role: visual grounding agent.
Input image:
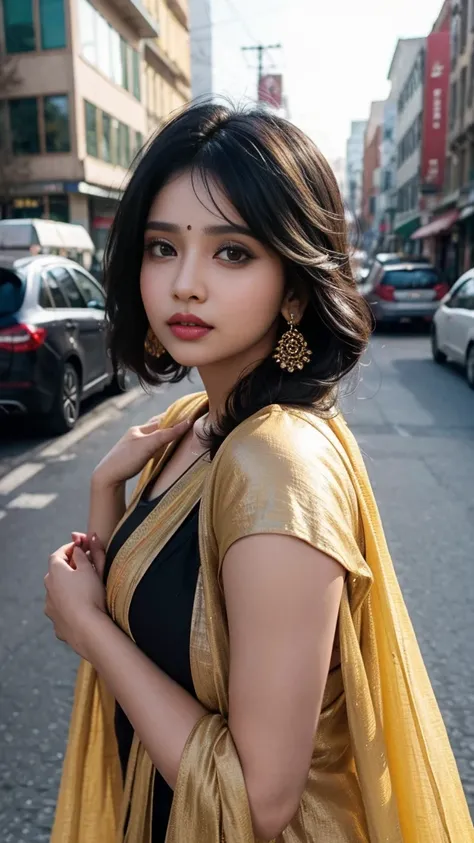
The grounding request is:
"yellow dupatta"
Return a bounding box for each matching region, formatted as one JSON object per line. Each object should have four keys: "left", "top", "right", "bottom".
{"left": 52, "top": 392, "right": 473, "bottom": 843}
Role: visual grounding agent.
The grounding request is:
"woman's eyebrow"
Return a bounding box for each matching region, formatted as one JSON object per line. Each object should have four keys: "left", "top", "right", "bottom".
{"left": 203, "top": 223, "right": 253, "bottom": 237}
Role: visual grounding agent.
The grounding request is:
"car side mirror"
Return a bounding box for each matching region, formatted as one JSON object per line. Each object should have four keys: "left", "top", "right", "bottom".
{"left": 87, "top": 299, "right": 103, "bottom": 310}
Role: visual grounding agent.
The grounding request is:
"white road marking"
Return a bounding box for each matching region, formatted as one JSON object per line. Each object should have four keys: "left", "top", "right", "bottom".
{"left": 7, "top": 493, "right": 58, "bottom": 510}
{"left": 0, "top": 462, "right": 45, "bottom": 496}
{"left": 39, "top": 407, "right": 121, "bottom": 458}
{"left": 113, "top": 385, "right": 145, "bottom": 410}
{"left": 0, "top": 510, "right": 6, "bottom": 521}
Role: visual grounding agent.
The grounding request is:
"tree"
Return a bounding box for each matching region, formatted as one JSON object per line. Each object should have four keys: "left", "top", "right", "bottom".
{"left": 0, "top": 49, "right": 29, "bottom": 218}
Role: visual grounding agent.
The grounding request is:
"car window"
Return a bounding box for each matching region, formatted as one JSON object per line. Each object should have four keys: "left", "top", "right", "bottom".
{"left": 382, "top": 268, "right": 439, "bottom": 289}
{"left": 0, "top": 267, "right": 26, "bottom": 316}
{"left": 47, "top": 266, "right": 87, "bottom": 308}
{"left": 70, "top": 268, "right": 105, "bottom": 308}
{"left": 44, "top": 273, "right": 69, "bottom": 307}
{"left": 450, "top": 278, "right": 474, "bottom": 310}
{"left": 39, "top": 279, "right": 55, "bottom": 308}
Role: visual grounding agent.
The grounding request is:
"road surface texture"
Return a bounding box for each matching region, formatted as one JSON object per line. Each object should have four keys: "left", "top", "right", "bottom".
{"left": 0, "top": 331, "right": 473, "bottom": 840}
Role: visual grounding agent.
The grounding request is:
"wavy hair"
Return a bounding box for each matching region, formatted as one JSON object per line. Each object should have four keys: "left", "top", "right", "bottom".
{"left": 105, "top": 101, "right": 373, "bottom": 457}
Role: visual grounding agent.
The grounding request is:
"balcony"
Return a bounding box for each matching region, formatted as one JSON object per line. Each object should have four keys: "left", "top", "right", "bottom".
{"left": 144, "top": 39, "right": 191, "bottom": 88}
{"left": 109, "top": 0, "right": 159, "bottom": 37}
{"left": 166, "top": 0, "right": 189, "bottom": 30}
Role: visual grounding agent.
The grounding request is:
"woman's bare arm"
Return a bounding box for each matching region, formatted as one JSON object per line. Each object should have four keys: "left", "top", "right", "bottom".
{"left": 87, "top": 473, "right": 126, "bottom": 549}
{"left": 78, "top": 533, "right": 344, "bottom": 841}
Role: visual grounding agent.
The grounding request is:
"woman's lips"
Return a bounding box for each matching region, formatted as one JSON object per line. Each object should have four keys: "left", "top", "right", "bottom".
{"left": 168, "top": 324, "right": 213, "bottom": 341}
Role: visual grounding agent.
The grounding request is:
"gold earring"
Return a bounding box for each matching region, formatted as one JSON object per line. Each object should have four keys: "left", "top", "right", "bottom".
{"left": 273, "top": 313, "right": 312, "bottom": 373}
{"left": 144, "top": 327, "right": 165, "bottom": 358}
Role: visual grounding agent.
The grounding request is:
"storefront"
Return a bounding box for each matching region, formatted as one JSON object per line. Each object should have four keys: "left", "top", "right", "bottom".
{"left": 4, "top": 182, "right": 71, "bottom": 223}
{"left": 393, "top": 216, "right": 421, "bottom": 253}
{"left": 411, "top": 209, "right": 460, "bottom": 285}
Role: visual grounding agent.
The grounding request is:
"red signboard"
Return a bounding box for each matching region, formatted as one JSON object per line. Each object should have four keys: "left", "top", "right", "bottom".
{"left": 258, "top": 74, "right": 283, "bottom": 108}
{"left": 421, "top": 31, "right": 450, "bottom": 191}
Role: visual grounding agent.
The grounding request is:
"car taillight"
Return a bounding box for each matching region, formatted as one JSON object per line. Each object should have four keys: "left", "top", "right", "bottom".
{"left": 434, "top": 283, "right": 450, "bottom": 300}
{"left": 0, "top": 324, "right": 47, "bottom": 352}
{"left": 374, "top": 283, "right": 395, "bottom": 301}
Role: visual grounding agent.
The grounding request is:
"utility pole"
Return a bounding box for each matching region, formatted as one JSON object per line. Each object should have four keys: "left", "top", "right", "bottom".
{"left": 241, "top": 43, "right": 282, "bottom": 96}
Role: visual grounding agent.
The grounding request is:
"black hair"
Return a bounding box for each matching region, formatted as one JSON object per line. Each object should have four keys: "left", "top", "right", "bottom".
{"left": 105, "top": 101, "right": 373, "bottom": 457}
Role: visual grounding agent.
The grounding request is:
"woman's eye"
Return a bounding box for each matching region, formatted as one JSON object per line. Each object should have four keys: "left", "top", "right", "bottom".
{"left": 146, "top": 241, "right": 176, "bottom": 258}
{"left": 217, "top": 246, "right": 251, "bottom": 264}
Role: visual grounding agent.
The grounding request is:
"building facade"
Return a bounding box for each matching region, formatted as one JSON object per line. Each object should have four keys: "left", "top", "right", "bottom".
{"left": 0, "top": 0, "right": 191, "bottom": 252}
{"left": 361, "top": 100, "right": 384, "bottom": 254}
{"left": 345, "top": 120, "right": 366, "bottom": 219}
{"left": 378, "top": 99, "right": 397, "bottom": 249}
{"left": 391, "top": 38, "right": 426, "bottom": 247}
{"left": 442, "top": 0, "right": 474, "bottom": 275}
{"left": 189, "top": 0, "right": 212, "bottom": 99}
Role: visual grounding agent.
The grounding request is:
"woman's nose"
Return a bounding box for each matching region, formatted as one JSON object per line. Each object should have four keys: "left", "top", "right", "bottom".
{"left": 172, "top": 257, "right": 206, "bottom": 302}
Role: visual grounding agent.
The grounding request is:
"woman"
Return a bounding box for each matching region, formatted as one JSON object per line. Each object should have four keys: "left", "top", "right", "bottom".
{"left": 44, "top": 103, "right": 472, "bottom": 843}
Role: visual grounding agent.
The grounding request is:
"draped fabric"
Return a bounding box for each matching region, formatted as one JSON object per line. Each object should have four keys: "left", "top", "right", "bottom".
{"left": 52, "top": 392, "right": 473, "bottom": 843}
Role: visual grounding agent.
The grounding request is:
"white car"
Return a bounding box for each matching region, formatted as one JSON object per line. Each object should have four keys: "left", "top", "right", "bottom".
{"left": 431, "top": 270, "right": 474, "bottom": 389}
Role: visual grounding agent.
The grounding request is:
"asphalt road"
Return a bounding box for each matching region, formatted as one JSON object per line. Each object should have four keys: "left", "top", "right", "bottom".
{"left": 0, "top": 331, "right": 473, "bottom": 841}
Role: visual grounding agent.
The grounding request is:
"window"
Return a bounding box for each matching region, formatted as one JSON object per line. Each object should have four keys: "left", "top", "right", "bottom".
{"left": 48, "top": 267, "right": 87, "bottom": 307}
{"left": 460, "top": 67, "right": 467, "bottom": 127}
{"left": 44, "top": 95, "right": 70, "bottom": 152}
{"left": 117, "top": 122, "right": 130, "bottom": 167}
{"left": 9, "top": 98, "right": 39, "bottom": 154}
{"left": 78, "top": 0, "right": 97, "bottom": 64}
{"left": 468, "top": 51, "right": 474, "bottom": 106}
{"left": 39, "top": 279, "right": 55, "bottom": 308}
{"left": 70, "top": 269, "right": 105, "bottom": 308}
{"left": 461, "top": 0, "right": 468, "bottom": 52}
{"left": 450, "top": 81, "right": 458, "bottom": 128}
{"left": 44, "top": 273, "right": 68, "bottom": 307}
{"left": 97, "top": 14, "right": 112, "bottom": 78}
{"left": 451, "top": 277, "right": 474, "bottom": 308}
{"left": 3, "top": 0, "right": 35, "bottom": 53}
{"left": 85, "top": 101, "right": 98, "bottom": 157}
{"left": 120, "top": 38, "right": 130, "bottom": 90}
{"left": 110, "top": 28, "right": 122, "bottom": 86}
{"left": 102, "top": 112, "right": 112, "bottom": 162}
{"left": 39, "top": 0, "right": 66, "bottom": 49}
{"left": 134, "top": 131, "right": 143, "bottom": 158}
{"left": 49, "top": 196, "right": 69, "bottom": 221}
{"left": 132, "top": 49, "right": 141, "bottom": 100}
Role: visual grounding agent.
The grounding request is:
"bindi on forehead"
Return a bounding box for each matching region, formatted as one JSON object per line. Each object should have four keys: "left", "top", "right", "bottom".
{"left": 187, "top": 224, "right": 192, "bottom": 230}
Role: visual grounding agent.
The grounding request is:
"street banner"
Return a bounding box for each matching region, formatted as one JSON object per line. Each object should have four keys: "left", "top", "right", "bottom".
{"left": 258, "top": 74, "right": 283, "bottom": 108}
{"left": 421, "top": 31, "right": 450, "bottom": 191}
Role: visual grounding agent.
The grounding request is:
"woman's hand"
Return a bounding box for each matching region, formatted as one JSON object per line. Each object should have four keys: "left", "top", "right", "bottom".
{"left": 44, "top": 542, "right": 108, "bottom": 659}
{"left": 92, "top": 415, "right": 191, "bottom": 489}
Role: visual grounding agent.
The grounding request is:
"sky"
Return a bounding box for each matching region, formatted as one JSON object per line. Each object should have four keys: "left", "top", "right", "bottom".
{"left": 206, "top": 0, "right": 445, "bottom": 161}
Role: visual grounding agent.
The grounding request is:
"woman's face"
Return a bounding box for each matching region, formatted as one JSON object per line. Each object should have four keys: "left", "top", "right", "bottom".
{"left": 140, "top": 170, "right": 289, "bottom": 374}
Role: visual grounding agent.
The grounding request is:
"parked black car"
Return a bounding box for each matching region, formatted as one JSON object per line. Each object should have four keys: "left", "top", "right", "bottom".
{"left": 0, "top": 255, "right": 128, "bottom": 434}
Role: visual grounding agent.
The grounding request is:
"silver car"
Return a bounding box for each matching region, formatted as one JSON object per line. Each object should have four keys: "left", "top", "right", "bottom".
{"left": 362, "top": 259, "right": 449, "bottom": 325}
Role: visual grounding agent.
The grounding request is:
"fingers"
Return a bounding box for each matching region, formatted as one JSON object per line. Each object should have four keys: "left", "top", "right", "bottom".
{"left": 72, "top": 531, "right": 88, "bottom": 550}
{"left": 140, "top": 417, "right": 190, "bottom": 438}
{"left": 89, "top": 534, "right": 106, "bottom": 578}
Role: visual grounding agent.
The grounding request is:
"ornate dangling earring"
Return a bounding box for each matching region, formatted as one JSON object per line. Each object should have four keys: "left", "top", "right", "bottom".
{"left": 144, "top": 327, "right": 165, "bottom": 358}
{"left": 273, "top": 313, "right": 312, "bottom": 373}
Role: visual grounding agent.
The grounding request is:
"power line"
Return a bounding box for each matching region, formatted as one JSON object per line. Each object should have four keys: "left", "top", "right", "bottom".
{"left": 241, "top": 43, "right": 282, "bottom": 90}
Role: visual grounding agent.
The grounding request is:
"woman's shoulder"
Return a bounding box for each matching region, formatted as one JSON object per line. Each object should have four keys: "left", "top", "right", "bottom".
{"left": 217, "top": 404, "right": 346, "bottom": 474}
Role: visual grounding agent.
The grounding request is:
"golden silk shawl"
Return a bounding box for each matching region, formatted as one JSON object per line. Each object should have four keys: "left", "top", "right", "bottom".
{"left": 52, "top": 392, "right": 473, "bottom": 843}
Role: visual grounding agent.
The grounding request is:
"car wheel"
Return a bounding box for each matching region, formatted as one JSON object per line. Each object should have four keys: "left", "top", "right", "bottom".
{"left": 48, "top": 362, "right": 81, "bottom": 434}
{"left": 431, "top": 327, "right": 447, "bottom": 364}
{"left": 106, "top": 367, "right": 131, "bottom": 396}
{"left": 466, "top": 344, "right": 474, "bottom": 390}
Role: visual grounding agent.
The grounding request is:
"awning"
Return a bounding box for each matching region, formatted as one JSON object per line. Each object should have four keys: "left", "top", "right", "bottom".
{"left": 459, "top": 204, "right": 474, "bottom": 221}
{"left": 411, "top": 210, "right": 459, "bottom": 240}
{"left": 394, "top": 217, "right": 420, "bottom": 239}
